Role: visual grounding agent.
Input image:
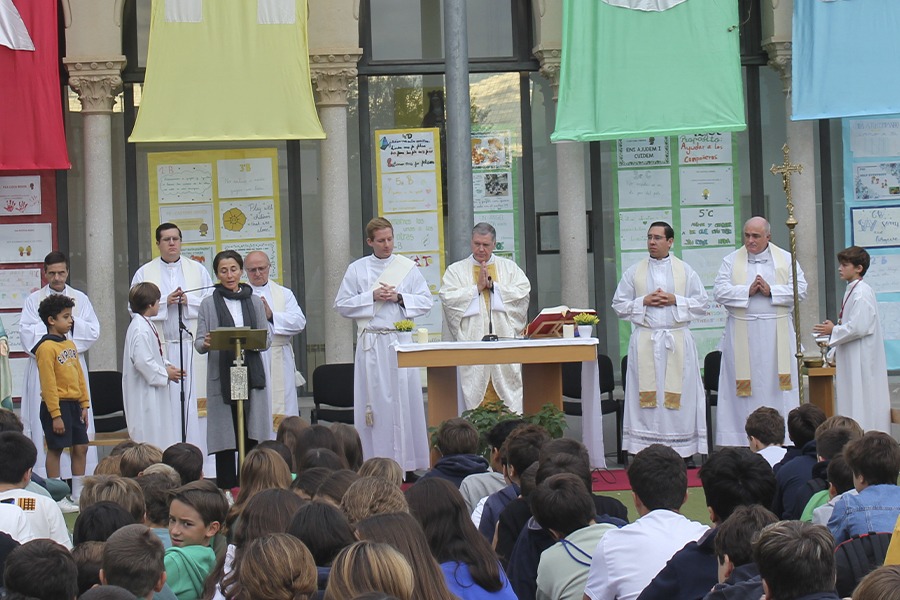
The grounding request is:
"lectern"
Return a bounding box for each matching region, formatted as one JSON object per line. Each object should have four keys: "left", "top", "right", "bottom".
{"left": 208, "top": 327, "right": 267, "bottom": 466}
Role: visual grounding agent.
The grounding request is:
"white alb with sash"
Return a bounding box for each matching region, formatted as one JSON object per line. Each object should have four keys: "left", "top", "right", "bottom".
{"left": 355, "top": 254, "right": 416, "bottom": 336}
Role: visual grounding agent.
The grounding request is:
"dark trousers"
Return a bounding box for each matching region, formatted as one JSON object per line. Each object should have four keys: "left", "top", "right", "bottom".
{"left": 214, "top": 401, "right": 256, "bottom": 490}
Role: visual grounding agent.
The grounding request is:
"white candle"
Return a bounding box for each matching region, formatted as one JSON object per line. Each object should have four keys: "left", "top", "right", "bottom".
{"left": 562, "top": 324, "right": 575, "bottom": 338}
{"left": 417, "top": 328, "right": 429, "bottom": 343}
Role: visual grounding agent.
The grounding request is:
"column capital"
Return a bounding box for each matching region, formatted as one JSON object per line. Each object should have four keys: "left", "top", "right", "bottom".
{"left": 533, "top": 46, "right": 562, "bottom": 101}
{"left": 310, "top": 50, "right": 362, "bottom": 107}
{"left": 763, "top": 41, "right": 792, "bottom": 95}
{"left": 63, "top": 57, "right": 126, "bottom": 114}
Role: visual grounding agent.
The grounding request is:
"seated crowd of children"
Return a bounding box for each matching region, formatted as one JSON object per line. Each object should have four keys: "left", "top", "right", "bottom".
{"left": 2, "top": 401, "right": 900, "bottom": 600}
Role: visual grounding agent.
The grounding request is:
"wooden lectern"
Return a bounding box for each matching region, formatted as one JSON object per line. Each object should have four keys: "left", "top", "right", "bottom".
{"left": 208, "top": 327, "right": 267, "bottom": 466}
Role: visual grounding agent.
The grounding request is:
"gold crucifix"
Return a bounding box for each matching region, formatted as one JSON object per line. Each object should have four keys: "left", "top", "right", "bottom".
{"left": 769, "top": 142, "right": 806, "bottom": 403}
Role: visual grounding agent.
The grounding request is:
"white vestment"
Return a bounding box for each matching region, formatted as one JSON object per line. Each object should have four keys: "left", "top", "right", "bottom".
{"left": 334, "top": 254, "right": 433, "bottom": 471}
{"left": 131, "top": 257, "right": 213, "bottom": 466}
{"left": 20, "top": 285, "right": 100, "bottom": 478}
{"left": 830, "top": 280, "right": 890, "bottom": 433}
{"left": 714, "top": 245, "right": 807, "bottom": 446}
{"left": 439, "top": 255, "right": 531, "bottom": 413}
{"left": 122, "top": 314, "right": 180, "bottom": 449}
{"left": 251, "top": 280, "right": 306, "bottom": 431}
{"left": 612, "top": 256, "right": 708, "bottom": 456}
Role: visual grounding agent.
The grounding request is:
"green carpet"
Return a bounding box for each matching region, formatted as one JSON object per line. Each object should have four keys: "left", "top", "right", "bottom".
{"left": 599, "top": 487, "right": 711, "bottom": 525}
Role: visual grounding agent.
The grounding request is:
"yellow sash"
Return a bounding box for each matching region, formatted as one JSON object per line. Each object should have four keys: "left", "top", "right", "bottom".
{"left": 472, "top": 263, "right": 499, "bottom": 312}
{"left": 731, "top": 244, "right": 792, "bottom": 396}
{"left": 633, "top": 257, "right": 687, "bottom": 410}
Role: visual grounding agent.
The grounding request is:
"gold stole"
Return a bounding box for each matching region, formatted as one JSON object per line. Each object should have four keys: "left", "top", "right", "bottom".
{"left": 731, "top": 244, "right": 792, "bottom": 396}
{"left": 633, "top": 257, "right": 687, "bottom": 409}
{"left": 473, "top": 262, "right": 501, "bottom": 405}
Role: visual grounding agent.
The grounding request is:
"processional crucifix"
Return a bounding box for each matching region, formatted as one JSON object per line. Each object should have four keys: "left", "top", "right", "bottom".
{"left": 770, "top": 144, "right": 805, "bottom": 404}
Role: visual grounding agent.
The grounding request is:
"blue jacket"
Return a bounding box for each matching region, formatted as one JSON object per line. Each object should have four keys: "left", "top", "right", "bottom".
{"left": 828, "top": 483, "right": 900, "bottom": 544}
{"left": 418, "top": 453, "right": 490, "bottom": 488}
{"left": 703, "top": 563, "right": 762, "bottom": 600}
{"left": 772, "top": 439, "right": 818, "bottom": 519}
{"left": 638, "top": 527, "right": 717, "bottom": 600}
{"left": 478, "top": 483, "right": 519, "bottom": 541}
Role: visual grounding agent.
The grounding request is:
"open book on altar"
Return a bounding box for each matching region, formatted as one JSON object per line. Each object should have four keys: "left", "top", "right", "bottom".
{"left": 523, "top": 306, "right": 597, "bottom": 338}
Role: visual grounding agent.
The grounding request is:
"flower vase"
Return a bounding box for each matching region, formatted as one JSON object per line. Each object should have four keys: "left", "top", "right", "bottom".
{"left": 397, "top": 331, "right": 413, "bottom": 344}
{"left": 577, "top": 325, "right": 593, "bottom": 339}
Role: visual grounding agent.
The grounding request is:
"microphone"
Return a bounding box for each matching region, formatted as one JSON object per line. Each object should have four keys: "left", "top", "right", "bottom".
{"left": 181, "top": 284, "right": 217, "bottom": 295}
{"left": 482, "top": 276, "right": 499, "bottom": 342}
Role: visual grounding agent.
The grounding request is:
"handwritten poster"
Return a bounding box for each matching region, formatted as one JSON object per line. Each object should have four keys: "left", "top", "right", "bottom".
{"left": 0, "top": 176, "right": 41, "bottom": 215}
{"left": 217, "top": 158, "right": 274, "bottom": 199}
{"left": 381, "top": 172, "right": 439, "bottom": 213}
{"left": 678, "top": 132, "right": 733, "bottom": 165}
{"left": 156, "top": 163, "right": 213, "bottom": 204}
{"left": 851, "top": 206, "right": 900, "bottom": 248}
{"left": 619, "top": 210, "right": 673, "bottom": 251}
{"left": 147, "top": 149, "right": 284, "bottom": 281}
{"left": 865, "top": 254, "right": 900, "bottom": 293}
{"left": 472, "top": 129, "right": 520, "bottom": 263}
{"left": 0, "top": 224, "right": 52, "bottom": 264}
{"left": 616, "top": 169, "right": 671, "bottom": 209}
{"left": 680, "top": 207, "right": 736, "bottom": 248}
{"left": 849, "top": 118, "right": 900, "bottom": 158}
{"left": 0, "top": 312, "right": 21, "bottom": 352}
{"left": 877, "top": 302, "right": 900, "bottom": 341}
{"left": 617, "top": 137, "right": 671, "bottom": 167}
{"left": 682, "top": 247, "right": 734, "bottom": 286}
{"left": 679, "top": 166, "right": 734, "bottom": 206}
{"left": 853, "top": 163, "right": 900, "bottom": 201}
{"left": 375, "top": 128, "right": 446, "bottom": 340}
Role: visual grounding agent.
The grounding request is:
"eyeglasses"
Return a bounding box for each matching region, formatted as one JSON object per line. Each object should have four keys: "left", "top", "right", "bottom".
{"left": 160, "top": 236, "right": 181, "bottom": 243}
{"left": 246, "top": 267, "right": 270, "bottom": 274}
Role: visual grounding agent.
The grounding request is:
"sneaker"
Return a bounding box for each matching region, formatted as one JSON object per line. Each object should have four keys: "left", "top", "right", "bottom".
{"left": 57, "top": 496, "right": 79, "bottom": 514}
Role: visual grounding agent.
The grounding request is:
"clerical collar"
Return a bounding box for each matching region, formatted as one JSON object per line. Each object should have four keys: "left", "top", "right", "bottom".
{"left": 469, "top": 255, "right": 494, "bottom": 265}
{"left": 371, "top": 254, "right": 393, "bottom": 263}
{"left": 47, "top": 286, "right": 67, "bottom": 295}
{"left": 648, "top": 255, "right": 671, "bottom": 264}
{"left": 748, "top": 246, "right": 770, "bottom": 264}
{"left": 161, "top": 256, "right": 181, "bottom": 265}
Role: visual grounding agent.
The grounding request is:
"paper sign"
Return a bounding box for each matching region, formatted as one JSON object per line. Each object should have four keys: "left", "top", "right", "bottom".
{"left": 180, "top": 246, "right": 216, "bottom": 277}
{"left": 217, "top": 158, "right": 274, "bottom": 199}
{"left": 617, "top": 137, "right": 671, "bottom": 167}
{"left": 850, "top": 118, "right": 900, "bottom": 158}
{"left": 0, "top": 175, "right": 41, "bottom": 215}
{"left": 865, "top": 253, "right": 900, "bottom": 293}
{"left": 471, "top": 132, "right": 511, "bottom": 169}
{"left": 690, "top": 328, "right": 724, "bottom": 365}
{"left": 682, "top": 247, "right": 733, "bottom": 288}
{"left": 678, "top": 132, "right": 732, "bottom": 165}
{"left": 0, "top": 224, "right": 52, "bottom": 264}
{"left": 381, "top": 172, "right": 439, "bottom": 213}
{"left": 9, "top": 357, "right": 28, "bottom": 399}
{"left": 378, "top": 131, "right": 437, "bottom": 173}
{"left": 159, "top": 204, "right": 216, "bottom": 243}
{"left": 878, "top": 302, "right": 900, "bottom": 340}
{"left": 219, "top": 199, "right": 276, "bottom": 240}
{"left": 690, "top": 302, "right": 727, "bottom": 329}
{"left": 473, "top": 172, "right": 514, "bottom": 212}
{"left": 402, "top": 253, "right": 442, "bottom": 295}
{"left": 475, "top": 212, "right": 516, "bottom": 255}
{"left": 156, "top": 163, "right": 213, "bottom": 204}
{"left": 853, "top": 163, "right": 900, "bottom": 201}
{"left": 852, "top": 206, "right": 900, "bottom": 248}
{"left": 390, "top": 212, "right": 441, "bottom": 252}
{"left": 617, "top": 169, "right": 672, "bottom": 209}
{"left": 227, "top": 241, "right": 280, "bottom": 281}
{"left": 680, "top": 207, "right": 736, "bottom": 248}
{"left": 0, "top": 312, "right": 22, "bottom": 352}
{"left": 619, "top": 209, "right": 673, "bottom": 251}
{"left": 680, "top": 166, "right": 734, "bottom": 206}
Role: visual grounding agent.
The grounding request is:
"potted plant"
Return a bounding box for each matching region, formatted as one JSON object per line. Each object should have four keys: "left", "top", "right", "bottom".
{"left": 573, "top": 313, "right": 599, "bottom": 338}
{"left": 394, "top": 319, "right": 414, "bottom": 343}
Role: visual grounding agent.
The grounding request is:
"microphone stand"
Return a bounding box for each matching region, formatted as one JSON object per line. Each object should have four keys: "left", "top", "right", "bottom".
{"left": 482, "top": 277, "right": 499, "bottom": 342}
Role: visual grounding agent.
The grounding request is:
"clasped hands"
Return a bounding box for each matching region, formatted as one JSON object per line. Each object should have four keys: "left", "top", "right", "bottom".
{"left": 643, "top": 288, "right": 675, "bottom": 307}
{"left": 477, "top": 264, "right": 493, "bottom": 293}
{"left": 373, "top": 283, "right": 400, "bottom": 303}
{"left": 749, "top": 275, "right": 771, "bottom": 297}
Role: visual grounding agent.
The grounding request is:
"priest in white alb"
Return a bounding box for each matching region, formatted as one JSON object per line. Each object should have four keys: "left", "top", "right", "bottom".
{"left": 440, "top": 222, "right": 531, "bottom": 413}
{"left": 245, "top": 250, "right": 307, "bottom": 433}
{"left": 130, "top": 222, "right": 213, "bottom": 467}
{"left": 714, "top": 217, "right": 807, "bottom": 446}
{"left": 613, "top": 222, "right": 708, "bottom": 458}
{"left": 334, "top": 217, "right": 433, "bottom": 472}
{"left": 20, "top": 252, "right": 100, "bottom": 487}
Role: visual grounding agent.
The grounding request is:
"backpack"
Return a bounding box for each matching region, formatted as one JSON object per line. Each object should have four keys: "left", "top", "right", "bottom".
{"left": 834, "top": 531, "right": 892, "bottom": 598}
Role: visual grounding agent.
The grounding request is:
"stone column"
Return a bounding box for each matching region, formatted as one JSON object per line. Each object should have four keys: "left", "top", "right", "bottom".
{"left": 64, "top": 57, "right": 126, "bottom": 371}
{"left": 312, "top": 53, "right": 360, "bottom": 364}
{"left": 764, "top": 42, "right": 820, "bottom": 354}
{"left": 535, "top": 48, "right": 590, "bottom": 308}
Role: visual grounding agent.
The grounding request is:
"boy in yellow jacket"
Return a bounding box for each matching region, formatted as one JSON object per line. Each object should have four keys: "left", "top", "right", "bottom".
{"left": 34, "top": 294, "right": 89, "bottom": 502}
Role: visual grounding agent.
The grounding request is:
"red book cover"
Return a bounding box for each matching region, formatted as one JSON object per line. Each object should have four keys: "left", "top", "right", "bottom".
{"left": 524, "top": 306, "right": 597, "bottom": 338}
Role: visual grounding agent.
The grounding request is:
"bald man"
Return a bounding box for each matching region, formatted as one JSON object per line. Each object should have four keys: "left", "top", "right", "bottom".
{"left": 244, "top": 251, "right": 306, "bottom": 432}
{"left": 713, "top": 217, "right": 807, "bottom": 446}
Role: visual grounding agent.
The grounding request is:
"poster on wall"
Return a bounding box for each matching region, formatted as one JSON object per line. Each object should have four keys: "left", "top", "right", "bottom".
{"left": 147, "top": 149, "right": 283, "bottom": 281}
{"left": 0, "top": 176, "right": 41, "bottom": 215}
{"left": 472, "top": 129, "right": 521, "bottom": 264}
{"left": 614, "top": 132, "right": 741, "bottom": 364}
{"left": 843, "top": 116, "right": 900, "bottom": 369}
{"left": 375, "top": 128, "right": 446, "bottom": 340}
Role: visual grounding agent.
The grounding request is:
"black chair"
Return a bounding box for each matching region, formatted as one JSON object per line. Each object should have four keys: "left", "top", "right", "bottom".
{"left": 561, "top": 354, "right": 626, "bottom": 465}
{"left": 704, "top": 351, "right": 722, "bottom": 455}
{"left": 87, "top": 371, "right": 129, "bottom": 446}
{"left": 311, "top": 363, "right": 355, "bottom": 425}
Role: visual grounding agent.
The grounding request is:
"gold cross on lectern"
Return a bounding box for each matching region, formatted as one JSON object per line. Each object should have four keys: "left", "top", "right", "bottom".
{"left": 770, "top": 144, "right": 803, "bottom": 225}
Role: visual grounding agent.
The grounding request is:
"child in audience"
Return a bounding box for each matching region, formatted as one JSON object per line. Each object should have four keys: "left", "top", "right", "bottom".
{"left": 324, "top": 541, "right": 415, "bottom": 600}
{"left": 744, "top": 407, "right": 786, "bottom": 468}
{"left": 853, "top": 565, "right": 900, "bottom": 600}
{"left": 72, "top": 541, "right": 105, "bottom": 596}
{"left": 34, "top": 294, "right": 90, "bottom": 510}
{"left": 79, "top": 474, "right": 147, "bottom": 522}
{"left": 772, "top": 403, "right": 826, "bottom": 518}
{"left": 331, "top": 423, "right": 364, "bottom": 471}
{"left": 224, "top": 447, "right": 291, "bottom": 536}
{"left": 234, "top": 533, "right": 317, "bottom": 600}
{"left": 358, "top": 457, "right": 404, "bottom": 487}
{"left": 459, "top": 419, "right": 525, "bottom": 514}
{"left": 299, "top": 447, "right": 348, "bottom": 471}
{"left": 341, "top": 476, "right": 408, "bottom": 525}
{"left": 797, "top": 426, "right": 861, "bottom": 521}
{"left": 583, "top": 444, "right": 709, "bottom": 600}
{"left": 705, "top": 504, "right": 778, "bottom": 600}
{"left": 137, "top": 471, "right": 182, "bottom": 547}
{"left": 119, "top": 442, "right": 164, "bottom": 478}
{"left": 3, "top": 539, "right": 78, "bottom": 600}
{"left": 293, "top": 425, "right": 346, "bottom": 471}
{"left": 532, "top": 473, "right": 618, "bottom": 600}
{"left": 406, "top": 477, "right": 517, "bottom": 598}
{"left": 752, "top": 521, "right": 839, "bottom": 600}
{"left": 288, "top": 501, "right": 357, "bottom": 594}
{"left": 165, "top": 480, "right": 228, "bottom": 600}
{"left": 0, "top": 408, "right": 69, "bottom": 500}
{"left": 275, "top": 415, "right": 310, "bottom": 471}
{"left": 828, "top": 431, "right": 900, "bottom": 543}
{"left": 0, "top": 431, "right": 71, "bottom": 548}
{"left": 417, "top": 418, "right": 489, "bottom": 487}
{"left": 255, "top": 439, "right": 294, "bottom": 472}
{"left": 812, "top": 455, "right": 856, "bottom": 526}
{"left": 100, "top": 524, "right": 168, "bottom": 599}
{"left": 162, "top": 442, "right": 204, "bottom": 484}
{"left": 291, "top": 466, "right": 334, "bottom": 500}
{"left": 73, "top": 501, "right": 137, "bottom": 544}
{"left": 314, "top": 469, "right": 361, "bottom": 507}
